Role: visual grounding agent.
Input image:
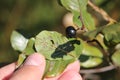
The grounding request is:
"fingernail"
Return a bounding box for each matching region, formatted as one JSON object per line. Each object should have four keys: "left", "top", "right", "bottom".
{"left": 24, "top": 53, "right": 45, "bottom": 66}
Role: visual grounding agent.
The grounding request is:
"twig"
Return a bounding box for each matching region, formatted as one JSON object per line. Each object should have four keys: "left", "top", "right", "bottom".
{"left": 80, "top": 64, "right": 116, "bottom": 74}
{"left": 88, "top": 0, "right": 116, "bottom": 24}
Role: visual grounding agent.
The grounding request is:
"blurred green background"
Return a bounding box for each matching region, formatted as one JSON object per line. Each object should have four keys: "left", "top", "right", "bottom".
{"left": 0, "top": 0, "right": 120, "bottom": 79}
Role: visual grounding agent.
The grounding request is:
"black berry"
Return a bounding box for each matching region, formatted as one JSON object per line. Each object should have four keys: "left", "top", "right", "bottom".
{"left": 66, "top": 26, "right": 76, "bottom": 38}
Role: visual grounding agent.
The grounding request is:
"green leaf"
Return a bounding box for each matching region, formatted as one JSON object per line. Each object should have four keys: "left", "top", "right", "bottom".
{"left": 80, "top": 57, "right": 103, "bottom": 68}
{"left": 78, "top": 40, "right": 103, "bottom": 68}
{"left": 45, "top": 59, "right": 74, "bottom": 77}
{"left": 83, "top": 27, "right": 103, "bottom": 40}
{"left": 111, "top": 50, "right": 120, "bottom": 66}
{"left": 60, "top": 0, "right": 95, "bottom": 30}
{"left": 60, "top": 0, "right": 88, "bottom": 13}
{"left": 82, "top": 41, "right": 103, "bottom": 58}
{"left": 10, "top": 30, "right": 28, "bottom": 52}
{"left": 35, "top": 30, "right": 82, "bottom": 60}
{"left": 80, "top": 10, "right": 96, "bottom": 31}
{"left": 84, "top": 23, "right": 120, "bottom": 47}
{"left": 35, "top": 30, "right": 68, "bottom": 60}
{"left": 35, "top": 30, "right": 82, "bottom": 77}
{"left": 73, "top": 12, "right": 82, "bottom": 28}
{"left": 68, "top": 38, "right": 83, "bottom": 59}
{"left": 101, "top": 23, "right": 120, "bottom": 47}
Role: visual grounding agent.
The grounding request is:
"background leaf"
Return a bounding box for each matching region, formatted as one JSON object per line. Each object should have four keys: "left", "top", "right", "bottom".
{"left": 73, "top": 12, "right": 82, "bottom": 28}
{"left": 112, "top": 50, "right": 120, "bottom": 66}
{"left": 82, "top": 41, "right": 103, "bottom": 58}
{"left": 60, "top": 0, "right": 95, "bottom": 30}
{"left": 101, "top": 23, "right": 120, "bottom": 47}
{"left": 84, "top": 23, "right": 120, "bottom": 47}
{"left": 83, "top": 27, "right": 103, "bottom": 40}
{"left": 10, "top": 30, "right": 28, "bottom": 52}
{"left": 80, "top": 57, "right": 103, "bottom": 68}
{"left": 80, "top": 10, "right": 96, "bottom": 31}
{"left": 78, "top": 41, "right": 103, "bottom": 68}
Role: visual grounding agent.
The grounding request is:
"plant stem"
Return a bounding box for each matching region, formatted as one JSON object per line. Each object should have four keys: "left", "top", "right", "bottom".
{"left": 80, "top": 64, "right": 116, "bottom": 74}
{"left": 88, "top": 0, "right": 116, "bottom": 24}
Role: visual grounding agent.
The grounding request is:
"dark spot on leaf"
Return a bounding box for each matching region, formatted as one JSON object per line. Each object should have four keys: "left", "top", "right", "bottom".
{"left": 79, "top": 54, "right": 89, "bottom": 62}
{"left": 50, "top": 40, "right": 54, "bottom": 44}
{"left": 51, "top": 40, "right": 80, "bottom": 58}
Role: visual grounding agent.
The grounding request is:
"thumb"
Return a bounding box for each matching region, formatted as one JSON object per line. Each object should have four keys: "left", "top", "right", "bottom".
{"left": 9, "top": 53, "right": 46, "bottom": 80}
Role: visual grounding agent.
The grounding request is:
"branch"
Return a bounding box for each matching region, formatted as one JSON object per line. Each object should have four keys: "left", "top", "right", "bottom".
{"left": 80, "top": 64, "right": 116, "bottom": 74}
{"left": 88, "top": 0, "right": 116, "bottom": 24}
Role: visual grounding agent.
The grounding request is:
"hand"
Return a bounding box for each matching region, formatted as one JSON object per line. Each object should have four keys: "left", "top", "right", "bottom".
{"left": 0, "top": 53, "right": 82, "bottom": 80}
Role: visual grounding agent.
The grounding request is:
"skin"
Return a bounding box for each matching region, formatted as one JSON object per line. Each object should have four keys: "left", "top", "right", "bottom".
{"left": 0, "top": 53, "right": 82, "bottom": 80}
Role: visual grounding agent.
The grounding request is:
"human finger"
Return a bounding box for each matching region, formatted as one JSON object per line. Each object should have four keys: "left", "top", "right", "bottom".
{"left": 0, "top": 63, "right": 16, "bottom": 80}
{"left": 58, "top": 70, "right": 82, "bottom": 80}
{"left": 9, "top": 53, "right": 46, "bottom": 80}
{"left": 44, "top": 60, "right": 80, "bottom": 80}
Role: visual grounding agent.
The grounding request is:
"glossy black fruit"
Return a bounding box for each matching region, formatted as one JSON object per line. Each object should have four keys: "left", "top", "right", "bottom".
{"left": 66, "top": 26, "right": 76, "bottom": 38}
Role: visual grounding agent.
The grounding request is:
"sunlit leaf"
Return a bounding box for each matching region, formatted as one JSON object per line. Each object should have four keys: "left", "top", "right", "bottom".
{"left": 34, "top": 30, "right": 82, "bottom": 77}
{"left": 45, "top": 59, "right": 74, "bottom": 77}
{"left": 68, "top": 38, "right": 83, "bottom": 58}
{"left": 60, "top": 0, "right": 88, "bottom": 13}
{"left": 35, "top": 30, "right": 82, "bottom": 60}
{"left": 78, "top": 41, "right": 103, "bottom": 68}
{"left": 80, "top": 57, "right": 102, "bottom": 68}
{"left": 35, "top": 30, "right": 68, "bottom": 60}
{"left": 10, "top": 30, "right": 28, "bottom": 52}
{"left": 82, "top": 41, "right": 103, "bottom": 58}
{"left": 81, "top": 10, "right": 95, "bottom": 31}
{"left": 111, "top": 50, "right": 120, "bottom": 66}
{"left": 73, "top": 12, "right": 82, "bottom": 28}
{"left": 60, "top": 0, "right": 95, "bottom": 30}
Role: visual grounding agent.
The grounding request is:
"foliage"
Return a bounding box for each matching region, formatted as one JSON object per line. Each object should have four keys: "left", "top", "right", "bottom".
{"left": 60, "top": 0, "right": 95, "bottom": 30}
{"left": 57, "top": 0, "right": 120, "bottom": 80}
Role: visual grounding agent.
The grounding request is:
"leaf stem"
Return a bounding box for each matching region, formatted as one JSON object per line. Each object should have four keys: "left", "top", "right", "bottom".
{"left": 88, "top": 0, "right": 116, "bottom": 24}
